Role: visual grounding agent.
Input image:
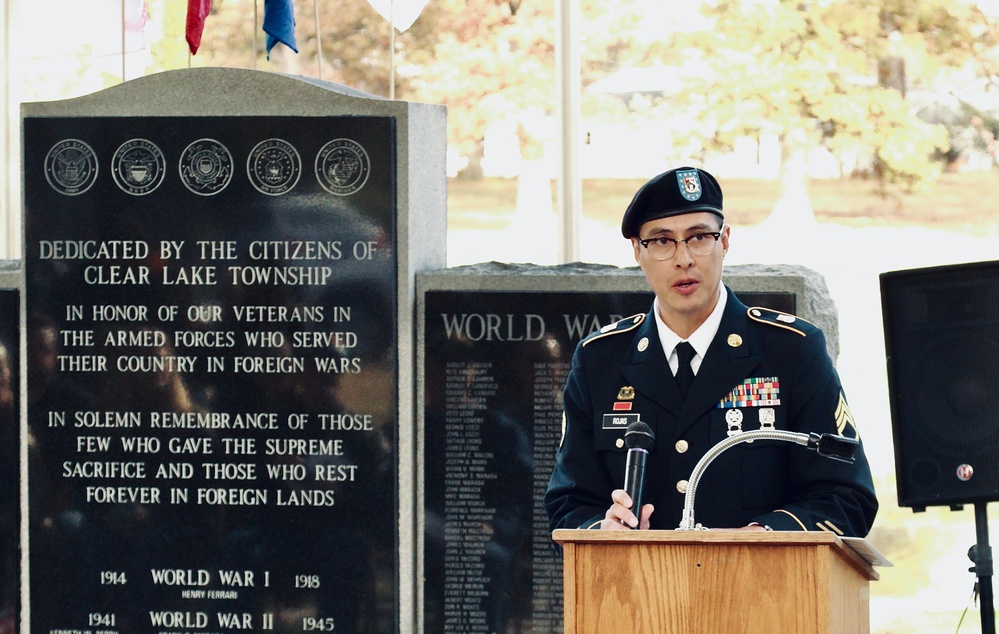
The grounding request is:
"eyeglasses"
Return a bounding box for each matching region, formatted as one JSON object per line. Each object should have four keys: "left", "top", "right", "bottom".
{"left": 637, "top": 232, "right": 721, "bottom": 260}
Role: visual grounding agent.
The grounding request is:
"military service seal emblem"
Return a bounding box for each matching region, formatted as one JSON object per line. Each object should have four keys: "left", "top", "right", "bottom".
{"left": 179, "top": 138, "right": 233, "bottom": 196}
{"left": 112, "top": 138, "right": 166, "bottom": 195}
{"left": 315, "top": 138, "right": 370, "bottom": 196}
{"left": 44, "top": 139, "right": 99, "bottom": 196}
{"left": 247, "top": 138, "right": 302, "bottom": 196}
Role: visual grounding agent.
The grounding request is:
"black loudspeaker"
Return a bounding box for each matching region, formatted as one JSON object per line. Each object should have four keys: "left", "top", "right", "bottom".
{"left": 880, "top": 260, "right": 999, "bottom": 510}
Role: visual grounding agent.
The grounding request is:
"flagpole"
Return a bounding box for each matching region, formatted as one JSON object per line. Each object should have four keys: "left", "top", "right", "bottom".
{"left": 253, "top": 1, "right": 259, "bottom": 69}
{"left": 556, "top": 0, "right": 581, "bottom": 263}
{"left": 188, "top": 1, "right": 194, "bottom": 71}
{"left": 314, "top": 0, "right": 324, "bottom": 80}
{"left": 389, "top": 0, "right": 395, "bottom": 99}
{"left": 121, "top": 0, "right": 126, "bottom": 82}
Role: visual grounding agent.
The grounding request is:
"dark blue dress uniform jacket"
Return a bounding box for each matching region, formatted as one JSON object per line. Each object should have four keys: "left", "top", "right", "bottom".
{"left": 545, "top": 287, "right": 878, "bottom": 536}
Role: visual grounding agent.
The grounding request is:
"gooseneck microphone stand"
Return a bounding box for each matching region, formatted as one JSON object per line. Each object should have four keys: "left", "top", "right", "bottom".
{"left": 676, "top": 429, "right": 858, "bottom": 531}
{"left": 969, "top": 502, "right": 996, "bottom": 634}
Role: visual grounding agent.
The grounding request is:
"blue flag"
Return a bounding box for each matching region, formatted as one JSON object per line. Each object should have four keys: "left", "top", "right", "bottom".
{"left": 263, "top": 0, "right": 297, "bottom": 59}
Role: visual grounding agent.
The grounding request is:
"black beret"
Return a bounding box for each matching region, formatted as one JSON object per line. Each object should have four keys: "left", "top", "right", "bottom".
{"left": 621, "top": 167, "right": 724, "bottom": 238}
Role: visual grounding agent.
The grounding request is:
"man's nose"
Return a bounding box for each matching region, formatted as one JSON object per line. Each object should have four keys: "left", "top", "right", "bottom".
{"left": 674, "top": 241, "right": 696, "bottom": 266}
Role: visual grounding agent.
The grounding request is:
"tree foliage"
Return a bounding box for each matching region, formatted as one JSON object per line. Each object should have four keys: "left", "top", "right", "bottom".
{"left": 409, "top": 0, "right": 555, "bottom": 160}
{"left": 646, "top": 0, "right": 995, "bottom": 191}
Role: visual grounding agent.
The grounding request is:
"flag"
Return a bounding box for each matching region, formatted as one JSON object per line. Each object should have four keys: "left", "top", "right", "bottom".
{"left": 264, "top": 0, "right": 298, "bottom": 59}
{"left": 186, "top": 0, "right": 211, "bottom": 55}
{"left": 91, "top": 0, "right": 148, "bottom": 56}
{"left": 365, "top": 0, "right": 430, "bottom": 32}
{"left": 127, "top": 0, "right": 149, "bottom": 53}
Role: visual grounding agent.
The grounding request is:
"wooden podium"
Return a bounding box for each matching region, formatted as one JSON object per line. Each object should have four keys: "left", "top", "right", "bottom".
{"left": 553, "top": 529, "right": 879, "bottom": 634}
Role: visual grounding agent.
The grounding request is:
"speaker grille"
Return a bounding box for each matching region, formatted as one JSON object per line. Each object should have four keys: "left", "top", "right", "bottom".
{"left": 881, "top": 260, "right": 999, "bottom": 508}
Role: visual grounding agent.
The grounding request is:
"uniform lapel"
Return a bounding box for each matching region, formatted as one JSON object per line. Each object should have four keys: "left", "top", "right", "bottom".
{"left": 621, "top": 311, "right": 684, "bottom": 416}
{"left": 675, "top": 290, "right": 762, "bottom": 437}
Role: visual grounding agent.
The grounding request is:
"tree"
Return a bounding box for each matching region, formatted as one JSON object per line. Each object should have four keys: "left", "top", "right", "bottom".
{"left": 415, "top": 0, "right": 671, "bottom": 180}
{"left": 654, "top": 0, "right": 981, "bottom": 205}
{"left": 407, "top": 0, "right": 555, "bottom": 176}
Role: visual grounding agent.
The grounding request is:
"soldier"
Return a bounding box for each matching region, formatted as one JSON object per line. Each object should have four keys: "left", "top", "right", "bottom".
{"left": 545, "top": 167, "right": 878, "bottom": 535}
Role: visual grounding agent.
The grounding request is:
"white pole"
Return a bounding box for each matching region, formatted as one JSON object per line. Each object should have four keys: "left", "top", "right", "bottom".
{"left": 314, "top": 0, "right": 324, "bottom": 79}
{"left": 556, "top": 0, "right": 581, "bottom": 263}
{"left": 2, "top": 0, "right": 20, "bottom": 259}
{"left": 120, "top": 0, "right": 126, "bottom": 81}
{"left": 389, "top": 0, "right": 396, "bottom": 99}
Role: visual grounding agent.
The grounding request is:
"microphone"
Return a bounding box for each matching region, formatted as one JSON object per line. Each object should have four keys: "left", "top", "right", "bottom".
{"left": 623, "top": 421, "right": 655, "bottom": 529}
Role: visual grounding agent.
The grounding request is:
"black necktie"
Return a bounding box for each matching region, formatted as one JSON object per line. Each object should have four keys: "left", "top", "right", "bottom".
{"left": 674, "top": 342, "right": 696, "bottom": 399}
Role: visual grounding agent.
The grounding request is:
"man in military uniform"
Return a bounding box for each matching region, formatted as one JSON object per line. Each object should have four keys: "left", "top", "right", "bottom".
{"left": 544, "top": 167, "right": 878, "bottom": 535}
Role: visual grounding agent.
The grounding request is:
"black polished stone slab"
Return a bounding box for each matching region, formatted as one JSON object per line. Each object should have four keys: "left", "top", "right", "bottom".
{"left": 421, "top": 287, "right": 793, "bottom": 632}
{"left": 24, "top": 115, "right": 398, "bottom": 632}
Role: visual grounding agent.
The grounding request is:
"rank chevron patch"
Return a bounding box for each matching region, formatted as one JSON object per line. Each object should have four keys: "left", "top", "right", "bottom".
{"left": 834, "top": 391, "right": 857, "bottom": 436}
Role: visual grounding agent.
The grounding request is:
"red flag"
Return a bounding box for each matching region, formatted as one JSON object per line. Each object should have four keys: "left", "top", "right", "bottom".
{"left": 186, "top": 0, "right": 211, "bottom": 55}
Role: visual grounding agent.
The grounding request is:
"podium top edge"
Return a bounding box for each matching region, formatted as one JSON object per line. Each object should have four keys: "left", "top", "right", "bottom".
{"left": 552, "top": 529, "right": 881, "bottom": 579}
{"left": 552, "top": 528, "right": 839, "bottom": 547}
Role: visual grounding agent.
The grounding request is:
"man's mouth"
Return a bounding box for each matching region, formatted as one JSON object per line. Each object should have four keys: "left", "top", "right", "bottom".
{"left": 674, "top": 278, "right": 698, "bottom": 293}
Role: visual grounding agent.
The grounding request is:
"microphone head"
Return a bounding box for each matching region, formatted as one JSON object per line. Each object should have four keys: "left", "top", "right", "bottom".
{"left": 812, "top": 432, "right": 858, "bottom": 464}
{"left": 625, "top": 421, "right": 655, "bottom": 451}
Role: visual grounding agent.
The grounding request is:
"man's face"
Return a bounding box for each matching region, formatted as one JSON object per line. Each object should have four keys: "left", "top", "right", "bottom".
{"left": 631, "top": 212, "right": 730, "bottom": 336}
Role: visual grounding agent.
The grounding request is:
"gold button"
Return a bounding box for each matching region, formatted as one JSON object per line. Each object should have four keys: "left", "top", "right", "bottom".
{"left": 675, "top": 440, "right": 689, "bottom": 453}
{"left": 616, "top": 438, "right": 625, "bottom": 449}
{"left": 676, "top": 479, "right": 688, "bottom": 494}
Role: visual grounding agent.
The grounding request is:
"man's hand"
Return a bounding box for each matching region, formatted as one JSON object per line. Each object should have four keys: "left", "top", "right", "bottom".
{"left": 600, "top": 488, "right": 654, "bottom": 530}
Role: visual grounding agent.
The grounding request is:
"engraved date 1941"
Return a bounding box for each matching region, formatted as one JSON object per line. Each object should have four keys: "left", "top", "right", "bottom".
{"left": 89, "top": 612, "right": 116, "bottom": 627}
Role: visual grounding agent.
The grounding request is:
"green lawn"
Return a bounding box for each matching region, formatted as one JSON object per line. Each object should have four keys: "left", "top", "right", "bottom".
{"left": 447, "top": 170, "right": 997, "bottom": 233}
